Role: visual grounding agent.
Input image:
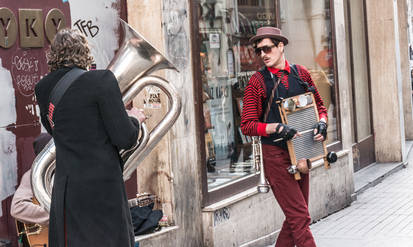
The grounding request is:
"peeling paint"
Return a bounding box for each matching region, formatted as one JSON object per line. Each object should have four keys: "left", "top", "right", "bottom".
{"left": 164, "top": 0, "right": 189, "bottom": 70}
{"left": 0, "top": 58, "right": 17, "bottom": 217}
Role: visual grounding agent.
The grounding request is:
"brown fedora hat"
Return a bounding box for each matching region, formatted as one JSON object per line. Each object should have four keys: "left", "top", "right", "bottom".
{"left": 249, "top": 26, "right": 289, "bottom": 45}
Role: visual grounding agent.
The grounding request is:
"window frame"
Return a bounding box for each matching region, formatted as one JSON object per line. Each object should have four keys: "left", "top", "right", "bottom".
{"left": 190, "top": 0, "right": 342, "bottom": 206}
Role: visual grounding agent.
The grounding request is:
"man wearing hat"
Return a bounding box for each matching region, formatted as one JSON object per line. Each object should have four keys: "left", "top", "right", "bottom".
{"left": 241, "top": 26, "right": 328, "bottom": 247}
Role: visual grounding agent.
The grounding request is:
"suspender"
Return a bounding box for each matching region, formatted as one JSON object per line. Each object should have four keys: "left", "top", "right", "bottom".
{"left": 47, "top": 67, "right": 86, "bottom": 130}
{"left": 262, "top": 72, "right": 283, "bottom": 123}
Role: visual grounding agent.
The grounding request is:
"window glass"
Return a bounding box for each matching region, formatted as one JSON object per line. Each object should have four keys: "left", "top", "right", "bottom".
{"left": 279, "top": 0, "right": 338, "bottom": 144}
{"left": 198, "top": 0, "right": 276, "bottom": 191}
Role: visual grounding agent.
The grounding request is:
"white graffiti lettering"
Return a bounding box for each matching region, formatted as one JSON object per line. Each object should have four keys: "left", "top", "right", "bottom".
{"left": 11, "top": 53, "right": 39, "bottom": 72}
{"left": 11, "top": 51, "right": 42, "bottom": 97}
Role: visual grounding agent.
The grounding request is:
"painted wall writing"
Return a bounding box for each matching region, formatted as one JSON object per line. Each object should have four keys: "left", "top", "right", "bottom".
{"left": 11, "top": 51, "right": 42, "bottom": 97}
{"left": 73, "top": 19, "right": 99, "bottom": 38}
{"left": 69, "top": 0, "right": 120, "bottom": 69}
{"left": 213, "top": 207, "right": 230, "bottom": 226}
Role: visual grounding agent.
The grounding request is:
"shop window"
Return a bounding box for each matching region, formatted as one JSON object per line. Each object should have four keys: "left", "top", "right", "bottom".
{"left": 279, "top": 0, "right": 338, "bottom": 144}
{"left": 193, "top": 0, "right": 338, "bottom": 203}
{"left": 196, "top": 0, "right": 276, "bottom": 194}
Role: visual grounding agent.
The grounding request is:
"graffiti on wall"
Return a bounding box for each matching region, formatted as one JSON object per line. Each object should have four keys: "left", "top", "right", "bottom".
{"left": 213, "top": 207, "right": 230, "bottom": 226}
{"left": 11, "top": 51, "right": 41, "bottom": 97}
{"left": 73, "top": 19, "right": 100, "bottom": 38}
{"left": 69, "top": 0, "right": 120, "bottom": 69}
{"left": 0, "top": 0, "right": 122, "bottom": 226}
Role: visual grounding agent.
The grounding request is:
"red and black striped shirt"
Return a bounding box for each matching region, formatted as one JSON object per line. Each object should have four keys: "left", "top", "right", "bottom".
{"left": 240, "top": 60, "right": 327, "bottom": 137}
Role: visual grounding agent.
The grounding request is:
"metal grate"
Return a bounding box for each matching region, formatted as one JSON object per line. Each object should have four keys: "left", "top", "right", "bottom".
{"left": 286, "top": 106, "right": 323, "bottom": 160}
{"left": 287, "top": 107, "right": 317, "bottom": 132}
{"left": 292, "top": 131, "right": 324, "bottom": 160}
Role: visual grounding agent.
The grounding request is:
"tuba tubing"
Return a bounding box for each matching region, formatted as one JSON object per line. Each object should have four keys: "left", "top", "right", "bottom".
{"left": 122, "top": 75, "right": 181, "bottom": 180}
{"left": 32, "top": 20, "right": 182, "bottom": 213}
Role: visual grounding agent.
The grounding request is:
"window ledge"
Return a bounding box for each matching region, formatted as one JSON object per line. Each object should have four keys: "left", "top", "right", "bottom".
{"left": 203, "top": 187, "right": 259, "bottom": 212}
{"left": 135, "top": 226, "right": 179, "bottom": 242}
{"left": 203, "top": 148, "right": 351, "bottom": 212}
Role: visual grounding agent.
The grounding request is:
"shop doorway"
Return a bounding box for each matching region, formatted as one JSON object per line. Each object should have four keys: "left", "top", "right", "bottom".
{"left": 347, "top": 0, "right": 375, "bottom": 171}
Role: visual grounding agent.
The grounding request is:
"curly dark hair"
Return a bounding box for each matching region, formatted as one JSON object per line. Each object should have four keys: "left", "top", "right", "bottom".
{"left": 252, "top": 38, "right": 280, "bottom": 48}
{"left": 47, "top": 28, "right": 94, "bottom": 72}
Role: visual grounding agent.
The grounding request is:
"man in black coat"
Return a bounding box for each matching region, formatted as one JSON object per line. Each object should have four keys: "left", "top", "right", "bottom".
{"left": 35, "top": 28, "right": 146, "bottom": 247}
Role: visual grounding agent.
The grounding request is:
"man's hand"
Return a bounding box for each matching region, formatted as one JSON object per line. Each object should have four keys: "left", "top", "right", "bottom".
{"left": 266, "top": 123, "right": 300, "bottom": 140}
{"left": 314, "top": 120, "right": 327, "bottom": 141}
{"left": 126, "top": 107, "right": 146, "bottom": 124}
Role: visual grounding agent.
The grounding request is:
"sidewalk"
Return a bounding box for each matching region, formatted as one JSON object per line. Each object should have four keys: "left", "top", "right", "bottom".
{"left": 264, "top": 143, "right": 413, "bottom": 247}
{"left": 311, "top": 150, "right": 413, "bottom": 247}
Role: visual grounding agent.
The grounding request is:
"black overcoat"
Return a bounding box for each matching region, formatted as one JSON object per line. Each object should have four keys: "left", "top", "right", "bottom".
{"left": 35, "top": 68, "right": 139, "bottom": 247}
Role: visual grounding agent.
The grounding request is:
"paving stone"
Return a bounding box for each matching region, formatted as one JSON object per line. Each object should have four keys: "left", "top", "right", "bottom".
{"left": 311, "top": 154, "right": 413, "bottom": 246}
{"left": 264, "top": 147, "right": 413, "bottom": 247}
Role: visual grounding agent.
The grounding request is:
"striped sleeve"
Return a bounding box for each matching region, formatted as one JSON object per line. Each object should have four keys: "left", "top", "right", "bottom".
{"left": 296, "top": 65, "right": 328, "bottom": 122}
{"left": 240, "top": 72, "right": 269, "bottom": 137}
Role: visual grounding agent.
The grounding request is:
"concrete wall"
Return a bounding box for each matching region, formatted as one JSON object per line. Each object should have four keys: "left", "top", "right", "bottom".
{"left": 127, "top": 0, "right": 204, "bottom": 246}
{"left": 127, "top": 0, "right": 176, "bottom": 225}
{"left": 202, "top": 153, "right": 352, "bottom": 247}
{"left": 201, "top": 1, "right": 355, "bottom": 245}
{"left": 127, "top": 0, "right": 356, "bottom": 246}
{"left": 366, "top": 0, "right": 406, "bottom": 162}
{"left": 398, "top": 0, "right": 413, "bottom": 140}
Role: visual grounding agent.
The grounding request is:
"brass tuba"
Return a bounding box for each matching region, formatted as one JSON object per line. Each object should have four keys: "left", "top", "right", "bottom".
{"left": 31, "top": 20, "right": 182, "bottom": 212}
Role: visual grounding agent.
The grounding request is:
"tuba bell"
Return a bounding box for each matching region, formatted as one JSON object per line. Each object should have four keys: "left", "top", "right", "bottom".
{"left": 31, "top": 20, "right": 182, "bottom": 212}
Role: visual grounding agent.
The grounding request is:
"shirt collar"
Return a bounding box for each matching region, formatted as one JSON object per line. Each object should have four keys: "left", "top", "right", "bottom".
{"left": 267, "top": 60, "right": 290, "bottom": 74}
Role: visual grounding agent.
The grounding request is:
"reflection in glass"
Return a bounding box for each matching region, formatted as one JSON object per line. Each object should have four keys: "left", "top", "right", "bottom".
{"left": 279, "top": 0, "right": 338, "bottom": 144}
{"left": 198, "top": 0, "right": 337, "bottom": 191}
{"left": 198, "top": 0, "right": 276, "bottom": 190}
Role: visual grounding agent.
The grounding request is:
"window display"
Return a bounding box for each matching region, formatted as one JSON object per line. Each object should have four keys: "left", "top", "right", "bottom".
{"left": 279, "top": 0, "right": 338, "bottom": 144}
{"left": 197, "top": 0, "right": 337, "bottom": 191}
{"left": 198, "top": 0, "right": 277, "bottom": 190}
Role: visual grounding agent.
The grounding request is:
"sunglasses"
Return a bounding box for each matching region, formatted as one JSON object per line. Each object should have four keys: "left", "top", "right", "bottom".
{"left": 255, "top": 44, "right": 276, "bottom": 55}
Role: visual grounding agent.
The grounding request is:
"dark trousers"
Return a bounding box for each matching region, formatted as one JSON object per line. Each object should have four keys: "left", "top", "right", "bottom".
{"left": 262, "top": 144, "right": 316, "bottom": 247}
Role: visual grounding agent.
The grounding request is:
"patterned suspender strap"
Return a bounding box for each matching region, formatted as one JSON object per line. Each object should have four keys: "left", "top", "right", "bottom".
{"left": 262, "top": 71, "right": 284, "bottom": 122}
{"left": 48, "top": 67, "right": 86, "bottom": 130}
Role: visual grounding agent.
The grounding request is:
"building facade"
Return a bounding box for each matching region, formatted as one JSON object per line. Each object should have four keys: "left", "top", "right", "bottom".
{"left": 0, "top": 0, "right": 412, "bottom": 246}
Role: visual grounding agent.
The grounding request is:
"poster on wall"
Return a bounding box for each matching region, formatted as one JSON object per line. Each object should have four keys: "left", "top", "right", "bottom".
{"left": 209, "top": 33, "right": 220, "bottom": 49}
{"left": 207, "top": 79, "right": 235, "bottom": 161}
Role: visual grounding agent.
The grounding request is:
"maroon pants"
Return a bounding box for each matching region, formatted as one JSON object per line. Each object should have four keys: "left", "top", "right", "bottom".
{"left": 262, "top": 144, "right": 316, "bottom": 247}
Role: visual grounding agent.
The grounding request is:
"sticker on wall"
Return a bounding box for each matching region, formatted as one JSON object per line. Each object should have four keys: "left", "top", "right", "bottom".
{"left": 144, "top": 86, "right": 161, "bottom": 109}
{"left": 226, "top": 49, "right": 235, "bottom": 78}
{"left": 209, "top": 33, "right": 220, "bottom": 49}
